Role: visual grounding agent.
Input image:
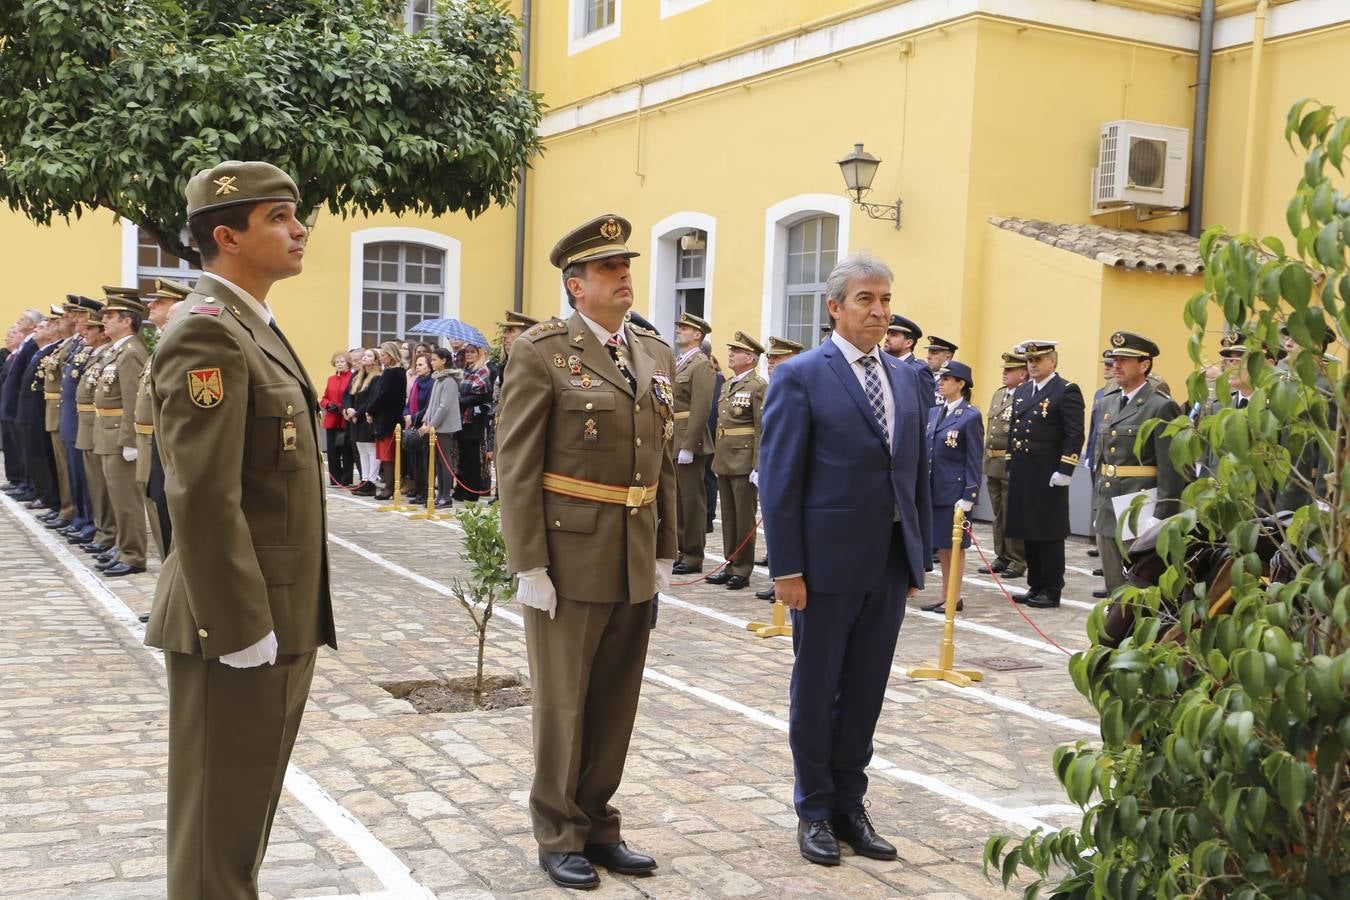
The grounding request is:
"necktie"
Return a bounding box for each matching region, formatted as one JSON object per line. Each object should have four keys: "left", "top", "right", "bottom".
{"left": 606, "top": 336, "right": 637, "bottom": 393}
{"left": 1237, "top": 396, "right": 1249, "bottom": 409}
{"left": 1118, "top": 392, "right": 1129, "bottom": 411}
{"left": 858, "top": 355, "right": 888, "bottom": 436}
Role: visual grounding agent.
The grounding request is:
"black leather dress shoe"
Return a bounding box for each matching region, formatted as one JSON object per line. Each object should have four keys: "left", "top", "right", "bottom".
{"left": 704, "top": 571, "right": 731, "bottom": 585}
{"left": 1092, "top": 567, "right": 1104, "bottom": 577}
{"left": 1092, "top": 588, "right": 1109, "bottom": 599}
{"left": 102, "top": 562, "right": 145, "bottom": 577}
{"left": 1087, "top": 547, "right": 1100, "bottom": 557}
{"left": 797, "top": 819, "right": 840, "bottom": 866}
{"left": 36, "top": 509, "right": 57, "bottom": 520}
{"left": 14, "top": 491, "right": 36, "bottom": 502}
{"left": 671, "top": 561, "right": 702, "bottom": 575}
{"left": 137, "top": 613, "right": 150, "bottom": 624}
{"left": 68, "top": 534, "right": 94, "bottom": 545}
{"left": 977, "top": 558, "right": 1008, "bottom": 575}
{"left": 95, "top": 558, "right": 118, "bottom": 571}
{"left": 1014, "top": 591, "right": 1041, "bottom": 605}
{"left": 583, "top": 841, "right": 656, "bottom": 876}
{"left": 1025, "top": 592, "right": 1061, "bottom": 609}
{"left": 725, "top": 575, "right": 749, "bottom": 590}
{"left": 83, "top": 543, "right": 110, "bottom": 554}
{"left": 1002, "top": 566, "right": 1025, "bottom": 579}
{"left": 920, "top": 598, "right": 962, "bottom": 613}
{"left": 755, "top": 556, "right": 768, "bottom": 566}
{"left": 45, "top": 518, "right": 71, "bottom": 530}
{"left": 755, "top": 585, "right": 776, "bottom": 602}
{"left": 538, "top": 850, "right": 600, "bottom": 889}
{"left": 832, "top": 807, "right": 897, "bottom": 860}
{"left": 26, "top": 499, "right": 47, "bottom": 510}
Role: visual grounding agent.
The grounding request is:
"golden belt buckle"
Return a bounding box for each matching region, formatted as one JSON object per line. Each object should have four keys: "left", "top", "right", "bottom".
{"left": 625, "top": 485, "right": 646, "bottom": 508}
{"left": 1103, "top": 464, "right": 1116, "bottom": 477}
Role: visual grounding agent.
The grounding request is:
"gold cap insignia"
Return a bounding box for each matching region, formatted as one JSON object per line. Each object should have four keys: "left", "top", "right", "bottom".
{"left": 1111, "top": 331, "right": 1126, "bottom": 347}
{"left": 212, "top": 175, "right": 240, "bottom": 196}
{"left": 599, "top": 218, "right": 622, "bottom": 241}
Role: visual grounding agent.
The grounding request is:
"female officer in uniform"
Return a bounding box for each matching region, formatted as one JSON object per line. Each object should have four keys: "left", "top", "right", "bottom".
{"left": 922, "top": 360, "right": 983, "bottom": 612}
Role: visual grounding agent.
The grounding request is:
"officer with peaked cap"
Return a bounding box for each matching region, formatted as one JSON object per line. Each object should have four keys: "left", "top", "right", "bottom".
{"left": 56, "top": 297, "right": 102, "bottom": 544}
{"left": 92, "top": 289, "right": 150, "bottom": 576}
{"left": 134, "top": 278, "right": 191, "bottom": 561}
{"left": 39, "top": 302, "right": 79, "bottom": 530}
{"left": 924, "top": 335, "right": 958, "bottom": 401}
{"left": 885, "top": 315, "right": 932, "bottom": 391}
{"left": 488, "top": 309, "right": 542, "bottom": 461}
{"left": 1093, "top": 331, "right": 1185, "bottom": 597}
{"left": 670, "top": 310, "right": 716, "bottom": 575}
{"left": 143, "top": 161, "right": 336, "bottom": 898}
{"left": 754, "top": 335, "right": 804, "bottom": 602}
{"left": 1005, "top": 340, "right": 1085, "bottom": 609}
{"left": 707, "top": 332, "right": 767, "bottom": 591}
{"left": 497, "top": 213, "right": 676, "bottom": 890}
{"left": 74, "top": 307, "right": 116, "bottom": 554}
{"left": 921, "top": 359, "right": 984, "bottom": 612}
{"left": 978, "top": 349, "right": 1029, "bottom": 579}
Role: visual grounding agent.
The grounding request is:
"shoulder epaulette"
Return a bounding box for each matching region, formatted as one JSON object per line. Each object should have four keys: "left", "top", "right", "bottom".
{"left": 630, "top": 324, "right": 668, "bottom": 345}
{"left": 523, "top": 318, "right": 567, "bottom": 341}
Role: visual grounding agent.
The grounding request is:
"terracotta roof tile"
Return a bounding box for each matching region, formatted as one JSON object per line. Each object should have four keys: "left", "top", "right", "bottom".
{"left": 987, "top": 216, "right": 1205, "bottom": 276}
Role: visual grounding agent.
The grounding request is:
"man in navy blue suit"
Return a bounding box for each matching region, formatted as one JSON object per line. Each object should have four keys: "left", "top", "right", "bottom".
{"left": 759, "top": 251, "right": 932, "bottom": 867}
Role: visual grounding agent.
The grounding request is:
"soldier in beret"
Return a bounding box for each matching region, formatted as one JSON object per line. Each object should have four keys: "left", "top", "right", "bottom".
{"left": 670, "top": 311, "right": 716, "bottom": 575}
{"left": 977, "top": 350, "right": 1028, "bottom": 580}
{"left": 1093, "top": 331, "right": 1185, "bottom": 597}
{"left": 706, "top": 332, "right": 767, "bottom": 591}
{"left": 497, "top": 214, "right": 676, "bottom": 890}
{"left": 143, "top": 160, "right": 336, "bottom": 898}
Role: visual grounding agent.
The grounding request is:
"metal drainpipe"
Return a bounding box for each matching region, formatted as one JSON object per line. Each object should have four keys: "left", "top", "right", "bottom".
{"left": 1237, "top": 0, "right": 1270, "bottom": 234}
{"left": 1188, "top": 0, "right": 1216, "bottom": 238}
{"left": 512, "top": 0, "right": 533, "bottom": 314}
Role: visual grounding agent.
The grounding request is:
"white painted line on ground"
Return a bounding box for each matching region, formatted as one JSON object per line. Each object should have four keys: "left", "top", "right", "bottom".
{"left": 1066, "top": 565, "right": 1096, "bottom": 577}
{"left": 327, "top": 530, "right": 1060, "bottom": 834}
{"left": 0, "top": 494, "right": 436, "bottom": 900}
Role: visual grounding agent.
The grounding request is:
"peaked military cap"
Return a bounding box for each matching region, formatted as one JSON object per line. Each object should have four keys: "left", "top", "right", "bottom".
{"left": 63, "top": 294, "right": 102, "bottom": 314}
{"left": 103, "top": 292, "right": 147, "bottom": 317}
{"left": 726, "top": 331, "right": 764, "bottom": 355}
{"left": 676, "top": 312, "right": 711, "bottom": 335}
{"left": 887, "top": 314, "right": 922, "bottom": 339}
{"left": 145, "top": 278, "right": 193, "bottom": 302}
{"left": 549, "top": 214, "right": 641, "bottom": 269}
{"left": 938, "top": 360, "right": 974, "bottom": 387}
{"left": 926, "top": 335, "right": 958, "bottom": 353}
{"left": 44, "top": 304, "right": 64, "bottom": 319}
{"left": 1218, "top": 331, "right": 1248, "bottom": 359}
{"left": 1016, "top": 340, "right": 1058, "bottom": 358}
{"left": 766, "top": 335, "right": 804, "bottom": 357}
{"left": 1001, "top": 350, "right": 1028, "bottom": 368}
{"left": 499, "top": 310, "right": 539, "bottom": 329}
{"left": 1105, "top": 330, "right": 1160, "bottom": 359}
{"left": 87, "top": 308, "right": 105, "bottom": 327}
{"left": 186, "top": 160, "right": 300, "bottom": 219}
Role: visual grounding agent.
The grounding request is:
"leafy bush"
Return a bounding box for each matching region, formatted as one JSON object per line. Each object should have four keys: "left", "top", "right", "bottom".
{"left": 451, "top": 500, "right": 515, "bottom": 707}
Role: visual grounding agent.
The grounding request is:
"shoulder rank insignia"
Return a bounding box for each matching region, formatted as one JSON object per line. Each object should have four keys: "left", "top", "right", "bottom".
{"left": 190, "top": 305, "right": 222, "bottom": 317}
{"left": 187, "top": 367, "right": 224, "bottom": 408}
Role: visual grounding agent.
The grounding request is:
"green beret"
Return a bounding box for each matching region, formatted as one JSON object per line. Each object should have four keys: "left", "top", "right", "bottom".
{"left": 186, "top": 160, "right": 300, "bottom": 219}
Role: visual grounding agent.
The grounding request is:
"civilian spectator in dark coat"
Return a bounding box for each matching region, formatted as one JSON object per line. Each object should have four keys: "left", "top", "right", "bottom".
{"left": 364, "top": 341, "right": 407, "bottom": 499}
{"left": 344, "top": 349, "right": 380, "bottom": 494}
{"left": 454, "top": 343, "right": 492, "bottom": 500}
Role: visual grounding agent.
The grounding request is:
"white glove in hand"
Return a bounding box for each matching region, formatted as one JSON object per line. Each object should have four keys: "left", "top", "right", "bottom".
{"left": 955, "top": 499, "right": 974, "bottom": 513}
{"left": 1049, "top": 472, "right": 1073, "bottom": 488}
{"left": 655, "top": 559, "right": 673, "bottom": 594}
{"left": 677, "top": 449, "right": 694, "bottom": 465}
{"left": 122, "top": 446, "right": 138, "bottom": 463}
{"left": 748, "top": 470, "right": 759, "bottom": 487}
{"left": 219, "top": 631, "right": 278, "bottom": 668}
{"left": 516, "top": 567, "right": 558, "bottom": 620}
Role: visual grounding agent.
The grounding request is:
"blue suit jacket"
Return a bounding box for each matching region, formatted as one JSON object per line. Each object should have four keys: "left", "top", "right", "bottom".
{"left": 760, "top": 339, "right": 932, "bottom": 593}
{"left": 0, "top": 338, "right": 37, "bottom": 422}
{"left": 926, "top": 399, "right": 984, "bottom": 506}
{"left": 59, "top": 336, "right": 86, "bottom": 443}
{"left": 16, "top": 341, "right": 58, "bottom": 428}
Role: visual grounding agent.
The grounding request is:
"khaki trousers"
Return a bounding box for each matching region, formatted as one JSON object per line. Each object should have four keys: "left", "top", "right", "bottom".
{"left": 675, "top": 458, "right": 707, "bottom": 567}
{"left": 84, "top": 449, "right": 116, "bottom": 546}
{"left": 985, "top": 475, "right": 1025, "bottom": 568}
{"left": 101, "top": 452, "right": 147, "bottom": 568}
{"left": 1096, "top": 531, "right": 1130, "bottom": 595}
{"left": 717, "top": 474, "right": 758, "bottom": 577}
{"left": 525, "top": 597, "right": 650, "bottom": 852}
{"left": 137, "top": 476, "right": 166, "bottom": 561}
{"left": 165, "top": 650, "right": 316, "bottom": 900}
{"left": 49, "top": 430, "right": 74, "bottom": 520}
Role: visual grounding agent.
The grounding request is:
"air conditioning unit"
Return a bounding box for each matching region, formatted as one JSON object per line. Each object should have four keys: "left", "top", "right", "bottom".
{"left": 1092, "top": 120, "right": 1189, "bottom": 212}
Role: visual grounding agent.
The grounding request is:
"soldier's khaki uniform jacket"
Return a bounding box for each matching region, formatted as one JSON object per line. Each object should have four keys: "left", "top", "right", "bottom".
{"left": 673, "top": 348, "right": 715, "bottom": 456}
{"left": 133, "top": 363, "right": 155, "bottom": 483}
{"left": 42, "top": 337, "right": 73, "bottom": 432}
{"left": 710, "top": 370, "right": 766, "bottom": 477}
{"left": 145, "top": 277, "right": 336, "bottom": 660}
{"left": 75, "top": 344, "right": 108, "bottom": 452}
{"left": 93, "top": 335, "right": 148, "bottom": 455}
{"left": 1092, "top": 380, "right": 1186, "bottom": 538}
{"left": 496, "top": 314, "right": 678, "bottom": 605}
{"left": 984, "top": 385, "right": 1016, "bottom": 481}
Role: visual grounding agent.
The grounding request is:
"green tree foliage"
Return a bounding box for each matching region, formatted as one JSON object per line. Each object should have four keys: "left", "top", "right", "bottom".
{"left": 451, "top": 500, "right": 515, "bottom": 707}
{"left": 0, "top": 0, "right": 541, "bottom": 263}
{"left": 986, "top": 100, "right": 1349, "bottom": 898}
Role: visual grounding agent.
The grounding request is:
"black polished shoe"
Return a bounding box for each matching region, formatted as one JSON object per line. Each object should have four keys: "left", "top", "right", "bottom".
{"left": 671, "top": 561, "right": 702, "bottom": 575}
{"left": 582, "top": 841, "right": 656, "bottom": 876}
{"left": 83, "top": 542, "right": 111, "bottom": 555}
{"left": 137, "top": 613, "right": 150, "bottom": 623}
{"left": 1025, "top": 592, "right": 1061, "bottom": 609}
{"left": 45, "top": 518, "right": 71, "bottom": 530}
{"left": 1087, "top": 547, "right": 1100, "bottom": 557}
{"left": 36, "top": 509, "right": 58, "bottom": 520}
{"left": 68, "top": 534, "right": 94, "bottom": 545}
{"left": 538, "top": 850, "right": 600, "bottom": 890}
{"left": 95, "top": 558, "right": 118, "bottom": 571}
{"left": 755, "top": 556, "right": 768, "bottom": 567}
{"left": 977, "top": 558, "right": 1008, "bottom": 575}
{"left": 704, "top": 571, "right": 732, "bottom": 585}
{"left": 831, "top": 807, "right": 897, "bottom": 860}
{"left": 920, "top": 598, "right": 962, "bottom": 613}
{"left": 1091, "top": 567, "right": 1103, "bottom": 577}
{"left": 755, "top": 586, "right": 776, "bottom": 602}
{"left": 1002, "top": 566, "right": 1025, "bottom": 579}
{"left": 725, "top": 575, "right": 750, "bottom": 591}
{"left": 1092, "top": 588, "right": 1109, "bottom": 599}
{"left": 26, "top": 500, "right": 47, "bottom": 510}
{"left": 14, "top": 491, "right": 36, "bottom": 502}
{"left": 1014, "top": 591, "right": 1041, "bottom": 605}
{"left": 102, "top": 562, "right": 145, "bottom": 577}
{"left": 797, "top": 819, "right": 840, "bottom": 866}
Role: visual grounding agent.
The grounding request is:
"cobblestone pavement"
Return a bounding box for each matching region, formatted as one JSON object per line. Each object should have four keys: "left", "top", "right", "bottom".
{"left": 0, "top": 479, "right": 1104, "bottom": 899}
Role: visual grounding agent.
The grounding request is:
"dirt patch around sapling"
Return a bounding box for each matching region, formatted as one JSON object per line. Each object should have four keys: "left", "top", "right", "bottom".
{"left": 379, "top": 673, "right": 532, "bottom": 714}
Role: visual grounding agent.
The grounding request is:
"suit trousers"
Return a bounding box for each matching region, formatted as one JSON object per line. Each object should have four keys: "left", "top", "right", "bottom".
{"left": 48, "top": 430, "right": 74, "bottom": 520}
{"left": 1096, "top": 531, "right": 1129, "bottom": 595}
{"left": 788, "top": 526, "right": 910, "bottom": 821}
{"left": 1023, "top": 539, "right": 1065, "bottom": 596}
{"left": 101, "top": 452, "right": 147, "bottom": 568}
{"left": 63, "top": 439, "right": 90, "bottom": 529}
{"left": 524, "top": 597, "right": 651, "bottom": 852}
{"left": 675, "top": 459, "right": 707, "bottom": 566}
{"left": 84, "top": 449, "right": 116, "bottom": 544}
{"left": 984, "top": 475, "right": 1024, "bottom": 567}
{"left": 165, "top": 649, "right": 316, "bottom": 900}
{"left": 2, "top": 420, "right": 26, "bottom": 482}
{"left": 22, "top": 423, "right": 57, "bottom": 508}
{"left": 717, "top": 474, "right": 758, "bottom": 577}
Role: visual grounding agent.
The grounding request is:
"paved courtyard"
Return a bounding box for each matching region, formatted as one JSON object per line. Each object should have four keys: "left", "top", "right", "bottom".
{"left": 0, "top": 481, "right": 1103, "bottom": 898}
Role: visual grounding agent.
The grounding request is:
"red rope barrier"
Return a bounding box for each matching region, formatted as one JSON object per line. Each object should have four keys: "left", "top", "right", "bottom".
{"left": 962, "top": 520, "right": 1075, "bottom": 656}
{"left": 434, "top": 437, "right": 495, "bottom": 497}
{"left": 671, "top": 518, "right": 762, "bottom": 586}
{"left": 326, "top": 470, "right": 376, "bottom": 494}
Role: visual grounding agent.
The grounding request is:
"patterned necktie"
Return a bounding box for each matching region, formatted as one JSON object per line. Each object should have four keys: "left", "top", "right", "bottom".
{"left": 606, "top": 335, "right": 637, "bottom": 393}
{"left": 858, "top": 355, "right": 888, "bottom": 435}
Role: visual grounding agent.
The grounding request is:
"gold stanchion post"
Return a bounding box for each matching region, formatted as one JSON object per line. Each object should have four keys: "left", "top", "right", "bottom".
{"left": 377, "top": 423, "right": 415, "bottom": 512}
{"left": 409, "top": 427, "right": 451, "bottom": 521}
{"left": 908, "top": 506, "right": 983, "bottom": 687}
{"left": 746, "top": 595, "right": 792, "bottom": 638}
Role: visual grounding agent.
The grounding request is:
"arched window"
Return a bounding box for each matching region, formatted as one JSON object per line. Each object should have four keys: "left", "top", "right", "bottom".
{"left": 648, "top": 212, "right": 716, "bottom": 343}
{"left": 361, "top": 242, "right": 445, "bottom": 346}
{"left": 783, "top": 215, "right": 838, "bottom": 348}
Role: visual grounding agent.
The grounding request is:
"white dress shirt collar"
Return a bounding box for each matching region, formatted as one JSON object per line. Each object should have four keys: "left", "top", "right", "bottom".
{"left": 578, "top": 310, "right": 625, "bottom": 347}
{"left": 945, "top": 398, "right": 963, "bottom": 415}
{"left": 831, "top": 330, "right": 882, "bottom": 366}
{"left": 200, "top": 271, "right": 273, "bottom": 325}
{"left": 110, "top": 334, "right": 134, "bottom": 351}
{"left": 1120, "top": 381, "right": 1147, "bottom": 405}
{"left": 1034, "top": 372, "right": 1057, "bottom": 391}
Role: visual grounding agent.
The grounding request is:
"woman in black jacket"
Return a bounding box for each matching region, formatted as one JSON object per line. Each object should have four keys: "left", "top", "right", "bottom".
{"left": 364, "top": 341, "right": 407, "bottom": 500}
{"left": 454, "top": 342, "right": 493, "bottom": 500}
{"left": 344, "top": 348, "right": 380, "bottom": 495}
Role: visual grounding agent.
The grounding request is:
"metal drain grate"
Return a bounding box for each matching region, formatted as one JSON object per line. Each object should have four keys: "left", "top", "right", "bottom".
{"left": 967, "top": 656, "right": 1042, "bottom": 672}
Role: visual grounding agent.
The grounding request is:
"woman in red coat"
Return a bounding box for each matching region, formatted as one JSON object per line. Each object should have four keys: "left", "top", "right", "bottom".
{"left": 321, "top": 352, "right": 353, "bottom": 486}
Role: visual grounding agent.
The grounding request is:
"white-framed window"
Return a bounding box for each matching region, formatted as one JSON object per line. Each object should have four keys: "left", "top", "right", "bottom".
{"left": 660, "top": 0, "right": 712, "bottom": 18}
{"left": 648, "top": 212, "right": 717, "bottom": 344}
{"left": 675, "top": 230, "right": 707, "bottom": 320}
{"left": 405, "top": 0, "right": 438, "bottom": 34}
{"left": 135, "top": 226, "right": 201, "bottom": 294}
{"left": 360, "top": 242, "right": 445, "bottom": 346}
{"left": 760, "top": 194, "right": 851, "bottom": 349}
{"left": 569, "top": 0, "right": 620, "bottom": 55}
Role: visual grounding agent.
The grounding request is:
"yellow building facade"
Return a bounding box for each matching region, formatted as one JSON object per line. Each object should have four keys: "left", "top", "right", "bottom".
{"left": 4, "top": 0, "right": 1349, "bottom": 397}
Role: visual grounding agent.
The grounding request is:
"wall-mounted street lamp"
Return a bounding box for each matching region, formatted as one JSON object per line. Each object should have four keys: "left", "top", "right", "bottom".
{"left": 837, "top": 143, "right": 902, "bottom": 229}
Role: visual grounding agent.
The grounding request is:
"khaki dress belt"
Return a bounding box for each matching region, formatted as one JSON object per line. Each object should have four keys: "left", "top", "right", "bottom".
{"left": 1100, "top": 464, "right": 1157, "bottom": 477}
{"left": 673, "top": 411, "right": 691, "bottom": 420}
{"left": 542, "top": 472, "right": 658, "bottom": 507}
{"left": 95, "top": 407, "right": 124, "bottom": 417}
{"left": 134, "top": 423, "right": 154, "bottom": 435}
{"left": 718, "top": 426, "right": 755, "bottom": 438}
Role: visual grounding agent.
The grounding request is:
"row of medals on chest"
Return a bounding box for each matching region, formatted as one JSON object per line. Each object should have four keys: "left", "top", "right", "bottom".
{"left": 551, "top": 350, "right": 675, "bottom": 444}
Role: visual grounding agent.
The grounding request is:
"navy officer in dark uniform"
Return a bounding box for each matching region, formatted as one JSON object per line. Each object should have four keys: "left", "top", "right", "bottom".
{"left": 1005, "top": 340, "right": 1085, "bottom": 609}
{"left": 921, "top": 360, "right": 983, "bottom": 612}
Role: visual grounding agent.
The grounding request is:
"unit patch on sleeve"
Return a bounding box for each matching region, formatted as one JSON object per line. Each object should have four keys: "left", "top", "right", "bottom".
{"left": 187, "top": 367, "right": 224, "bottom": 408}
